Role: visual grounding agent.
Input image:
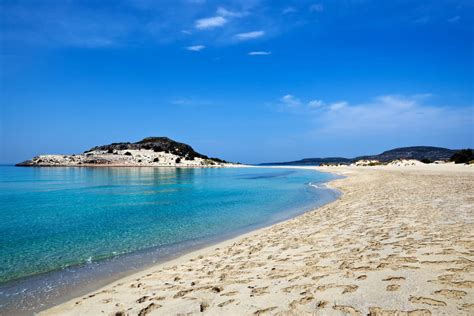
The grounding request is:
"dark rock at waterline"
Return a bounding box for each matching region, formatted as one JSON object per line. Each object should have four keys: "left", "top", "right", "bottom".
{"left": 83, "top": 158, "right": 111, "bottom": 164}
{"left": 15, "top": 160, "right": 35, "bottom": 166}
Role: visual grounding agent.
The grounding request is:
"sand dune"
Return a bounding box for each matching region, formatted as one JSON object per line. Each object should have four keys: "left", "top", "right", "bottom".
{"left": 42, "top": 165, "right": 474, "bottom": 315}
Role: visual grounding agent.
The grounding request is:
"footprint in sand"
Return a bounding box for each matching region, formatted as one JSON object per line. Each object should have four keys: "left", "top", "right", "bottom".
{"left": 217, "top": 299, "right": 236, "bottom": 307}
{"left": 289, "top": 296, "right": 314, "bottom": 309}
{"left": 250, "top": 286, "right": 269, "bottom": 296}
{"left": 382, "top": 276, "right": 406, "bottom": 282}
{"left": 137, "top": 303, "right": 161, "bottom": 316}
{"left": 315, "top": 283, "right": 358, "bottom": 294}
{"left": 136, "top": 296, "right": 149, "bottom": 303}
{"left": 199, "top": 302, "right": 209, "bottom": 312}
{"left": 462, "top": 303, "right": 474, "bottom": 311}
{"left": 221, "top": 290, "right": 239, "bottom": 296}
{"left": 315, "top": 300, "right": 328, "bottom": 308}
{"left": 433, "top": 289, "right": 467, "bottom": 299}
{"left": 253, "top": 306, "right": 277, "bottom": 315}
{"left": 386, "top": 284, "right": 400, "bottom": 291}
{"left": 369, "top": 307, "right": 431, "bottom": 315}
{"left": 332, "top": 305, "right": 361, "bottom": 315}
{"left": 409, "top": 296, "right": 447, "bottom": 306}
{"left": 173, "top": 289, "right": 193, "bottom": 298}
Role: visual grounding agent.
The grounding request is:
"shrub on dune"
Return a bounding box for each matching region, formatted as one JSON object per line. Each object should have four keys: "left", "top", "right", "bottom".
{"left": 450, "top": 149, "right": 473, "bottom": 164}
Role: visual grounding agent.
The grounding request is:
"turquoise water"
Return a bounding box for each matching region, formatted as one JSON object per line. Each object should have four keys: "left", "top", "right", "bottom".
{"left": 0, "top": 166, "right": 337, "bottom": 314}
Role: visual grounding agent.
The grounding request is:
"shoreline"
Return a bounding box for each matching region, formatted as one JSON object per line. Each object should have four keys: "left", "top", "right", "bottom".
{"left": 0, "top": 166, "right": 340, "bottom": 316}
{"left": 41, "top": 164, "right": 473, "bottom": 315}
{"left": 14, "top": 163, "right": 242, "bottom": 168}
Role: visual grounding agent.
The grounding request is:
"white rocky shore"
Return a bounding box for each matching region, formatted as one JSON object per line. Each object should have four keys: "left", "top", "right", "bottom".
{"left": 16, "top": 137, "right": 234, "bottom": 168}
{"left": 22, "top": 150, "right": 229, "bottom": 167}
{"left": 349, "top": 158, "right": 469, "bottom": 168}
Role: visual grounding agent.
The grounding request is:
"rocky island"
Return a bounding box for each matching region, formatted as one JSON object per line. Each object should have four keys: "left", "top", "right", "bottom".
{"left": 16, "top": 137, "right": 231, "bottom": 167}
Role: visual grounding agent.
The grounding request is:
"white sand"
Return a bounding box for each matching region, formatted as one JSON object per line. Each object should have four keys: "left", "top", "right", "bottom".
{"left": 42, "top": 164, "right": 474, "bottom": 315}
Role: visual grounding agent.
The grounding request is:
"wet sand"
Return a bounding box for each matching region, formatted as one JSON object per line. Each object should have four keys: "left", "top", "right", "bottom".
{"left": 42, "top": 164, "right": 474, "bottom": 315}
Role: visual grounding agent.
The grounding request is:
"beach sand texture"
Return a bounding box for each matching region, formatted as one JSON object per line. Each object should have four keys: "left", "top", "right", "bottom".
{"left": 42, "top": 166, "right": 474, "bottom": 315}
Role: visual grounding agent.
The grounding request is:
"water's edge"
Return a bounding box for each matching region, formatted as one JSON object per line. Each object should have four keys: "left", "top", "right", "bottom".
{"left": 0, "top": 169, "right": 343, "bottom": 316}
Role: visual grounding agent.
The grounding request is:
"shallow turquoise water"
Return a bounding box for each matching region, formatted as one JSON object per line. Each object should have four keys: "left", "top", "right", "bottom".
{"left": 0, "top": 166, "right": 336, "bottom": 286}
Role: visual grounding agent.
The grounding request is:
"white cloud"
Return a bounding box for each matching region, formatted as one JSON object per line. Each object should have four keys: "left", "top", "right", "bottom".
{"left": 313, "top": 95, "right": 473, "bottom": 139}
{"left": 170, "top": 97, "right": 212, "bottom": 106}
{"left": 309, "top": 4, "right": 324, "bottom": 12}
{"left": 278, "top": 93, "right": 473, "bottom": 147}
{"left": 185, "top": 45, "right": 205, "bottom": 51}
{"left": 329, "top": 101, "right": 348, "bottom": 111}
{"left": 235, "top": 30, "right": 265, "bottom": 40}
{"left": 308, "top": 99, "right": 324, "bottom": 108}
{"left": 248, "top": 51, "right": 271, "bottom": 56}
{"left": 217, "top": 7, "right": 246, "bottom": 18}
{"left": 448, "top": 16, "right": 460, "bottom": 23}
{"left": 281, "top": 94, "right": 301, "bottom": 107}
{"left": 195, "top": 16, "right": 227, "bottom": 29}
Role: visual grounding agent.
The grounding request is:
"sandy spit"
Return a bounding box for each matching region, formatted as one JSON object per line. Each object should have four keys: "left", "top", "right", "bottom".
{"left": 42, "top": 164, "right": 474, "bottom": 315}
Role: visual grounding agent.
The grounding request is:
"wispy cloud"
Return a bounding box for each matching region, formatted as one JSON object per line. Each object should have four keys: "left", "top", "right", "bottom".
{"left": 195, "top": 16, "right": 227, "bottom": 29}
{"left": 281, "top": 94, "right": 435, "bottom": 113}
{"left": 185, "top": 45, "right": 205, "bottom": 51}
{"left": 248, "top": 51, "right": 271, "bottom": 56}
{"left": 235, "top": 30, "right": 265, "bottom": 40}
{"left": 170, "top": 97, "right": 212, "bottom": 106}
{"left": 308, "top": 99, "right": 324, "bottom": 108}
{"left": 279, "top": 94, "right": 473, "bottom": 143}
{"left": 281, "top": 95, "right": 326, "bottom": 109}
{"left": 3, "top": 1, "right": 469, "bottom": 53}
{"left": 315, "top": 95, "right": 473, "bottom": 138}
{"left": 328, "top": 101, "right": 348, "bottom": 111}
{"left": 217, "top": 7, "right": 247, "bottom": 18}
{"left": 281, "top": 94, "right": 301, "bottom": 107}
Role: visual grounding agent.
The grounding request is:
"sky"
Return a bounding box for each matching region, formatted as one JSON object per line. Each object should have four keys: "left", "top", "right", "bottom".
{"left": 1, "top": 0, "right": 473, "bottom": 164}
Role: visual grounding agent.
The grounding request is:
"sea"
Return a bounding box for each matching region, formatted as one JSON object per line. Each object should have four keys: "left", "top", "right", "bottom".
{"left": 0, "top": 165, "right": 339, "bottom": 315}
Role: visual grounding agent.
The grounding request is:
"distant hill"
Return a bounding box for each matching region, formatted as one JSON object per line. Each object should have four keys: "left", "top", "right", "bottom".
{"left": 260, "top": 146, "right": 458, "bottom": 166}
{"left": 354, "top": 146, "right": 456, "bottom": 162}
{"left": 261, "top": 157, "right": 352, "bottom": 166}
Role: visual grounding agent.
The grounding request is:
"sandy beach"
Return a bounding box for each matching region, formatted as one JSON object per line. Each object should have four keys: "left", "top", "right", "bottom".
{"left": 42, "top": 164, "right": 474, "bottom": 315}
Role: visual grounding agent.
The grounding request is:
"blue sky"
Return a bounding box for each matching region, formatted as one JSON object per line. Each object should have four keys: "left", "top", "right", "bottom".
{"left": 1, "top": 0, "right": 473, "bottom": 164}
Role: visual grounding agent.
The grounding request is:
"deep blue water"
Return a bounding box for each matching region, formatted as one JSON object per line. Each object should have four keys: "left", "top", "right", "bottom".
{"left": 0, "top": 166, "right": 337, "bottom": 314}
